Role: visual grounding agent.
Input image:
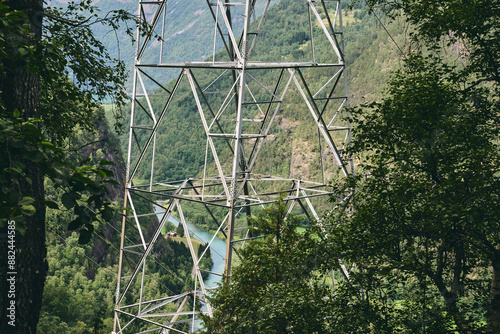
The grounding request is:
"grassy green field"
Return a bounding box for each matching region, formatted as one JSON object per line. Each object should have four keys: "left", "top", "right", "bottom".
{"left": 165, "top": 234, "right": 205, "bottom": 255}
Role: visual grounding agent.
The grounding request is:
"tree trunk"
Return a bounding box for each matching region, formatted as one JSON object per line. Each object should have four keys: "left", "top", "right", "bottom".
{"left": 434, "top": 274, "right": 471, "bottom": 333}
{"left": 445, "top": 299, "right": 471, "bottom": 334}
{"left": 488, "top": 258, "right": 500, "bottom": 333}
{"left": 0, "top": 1, "right": 47, "bottom": 333}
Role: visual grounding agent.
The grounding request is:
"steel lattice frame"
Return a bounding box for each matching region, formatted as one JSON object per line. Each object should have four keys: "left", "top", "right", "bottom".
{"left": 114, "top": 1, "right": 353, "bottom": 333}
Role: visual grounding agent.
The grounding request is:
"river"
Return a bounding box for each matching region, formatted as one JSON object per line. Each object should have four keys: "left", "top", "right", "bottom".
{"left": 154, "top": 204, "right": 226, "bottom": 290}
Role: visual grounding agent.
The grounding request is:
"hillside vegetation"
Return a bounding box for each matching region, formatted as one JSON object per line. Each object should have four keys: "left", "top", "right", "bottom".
{"left": 39, "top": 114, "right": 214, "bottom": 333}
{"left": 117, "top": 0, "right": 405, "bottom": 184}
{"left": 40, "top": 1, "right": 411, "bottom": 332}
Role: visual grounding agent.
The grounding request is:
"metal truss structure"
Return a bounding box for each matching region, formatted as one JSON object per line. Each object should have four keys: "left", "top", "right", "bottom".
{"left": 114, "top": 1, "right": 353, "bottom": 333}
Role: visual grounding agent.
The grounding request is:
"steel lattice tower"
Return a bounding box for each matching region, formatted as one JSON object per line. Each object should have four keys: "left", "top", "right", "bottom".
{"left": 114, "top": 1, "right": 353, "bottom": 333}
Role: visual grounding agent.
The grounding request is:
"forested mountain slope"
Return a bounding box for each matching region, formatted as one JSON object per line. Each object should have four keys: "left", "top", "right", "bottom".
{"left": 37, "top": 0, "right": 499, "bottom": 332}
{"left": 116, "top": 0, "right": 405, "bottom": 184}
{"left": 39, "top": 115, "right": 212, "bottom": 333}
{"left": 40, "top": 1, "right": 409, "bottom": 332}
{"left": 50, "top": 0, "right": 278, "bottom": 92}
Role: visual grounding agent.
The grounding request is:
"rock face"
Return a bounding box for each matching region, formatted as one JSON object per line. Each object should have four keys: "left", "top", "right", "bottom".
{"left": 79, "top": 117, "right": 127, "bottom": 266}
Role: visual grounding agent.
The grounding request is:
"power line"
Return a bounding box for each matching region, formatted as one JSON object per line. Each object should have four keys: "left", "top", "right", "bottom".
{"left": 91, "top": 206, "right": 195, "bottom": 292}
{"left": 47, "top": 226, "right": 118, "bottom": 280}
{"left": 46, "top": 226, "right": 188, "bottom": 297}
{"left": 371, "top": 9, "right": 404, "bottom": 56}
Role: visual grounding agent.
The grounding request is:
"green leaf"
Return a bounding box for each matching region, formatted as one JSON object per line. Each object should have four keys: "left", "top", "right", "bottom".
{"left": 93, "top": 169, "right": 106, "bottom": 178}
{"left": 67, "top": 218, "right": 82, "bottom": 231}
{"left": 18, "top": 196, "right": 35, "bottom": 206}
{"left": 101, "top": 206, "right": 114, "bottom": 221}
{"left": 74, "top": 205, "right": 86, "bottom": 217}
{"left": 101, "top": 169, "right": 114, "bottom": 177}
{"left": 78, "top": 228, "right": 93, "bottom": 244}
{"left": 23, "top": 123, "right": 43, "bottom": 138}
{"left": 87, "top": 183, "right": 103, "bottom": 195}
{"left": 98, "top": 160, "right": 115, "bottom": 166}
{"left": 44, "top": 200, "right": 59, "bottom": 210}
{"left": 61, "top": 193, "right": 76, "bottom": 210}
{"left": 40, "top": 141, "right": 59, "bottom": 151}
{"left": 18, "top": 47, "right": 29, "bottom": 56}
{"left": 20, "top": 204, "right": 36, "bottom": 216}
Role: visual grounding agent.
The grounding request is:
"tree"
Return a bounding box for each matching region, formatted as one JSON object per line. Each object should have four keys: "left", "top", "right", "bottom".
{"left": 364, "top": 0, "right": 500, "bottom": 89}
{"left": 200, "top": 198, "right": 338, "bottom": 333}
{"left": 0, "top": 0, "right": 143, "bottom": 332}
{"left": 195, "top": 1, "right": 500, "bottom": 332}
{"left": 0, "top": 3, "right": 47, "bottom": 331}
{"left": 175, "top": 222, "right": 185, "bottom": 238}
{"left": 327, "top": 1, "right": 500, "bottom": 331}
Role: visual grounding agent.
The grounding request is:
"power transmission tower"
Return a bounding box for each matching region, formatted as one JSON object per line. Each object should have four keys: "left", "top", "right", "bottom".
{"left": 113, "top": 1, "right": 353, "bottom": 333}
